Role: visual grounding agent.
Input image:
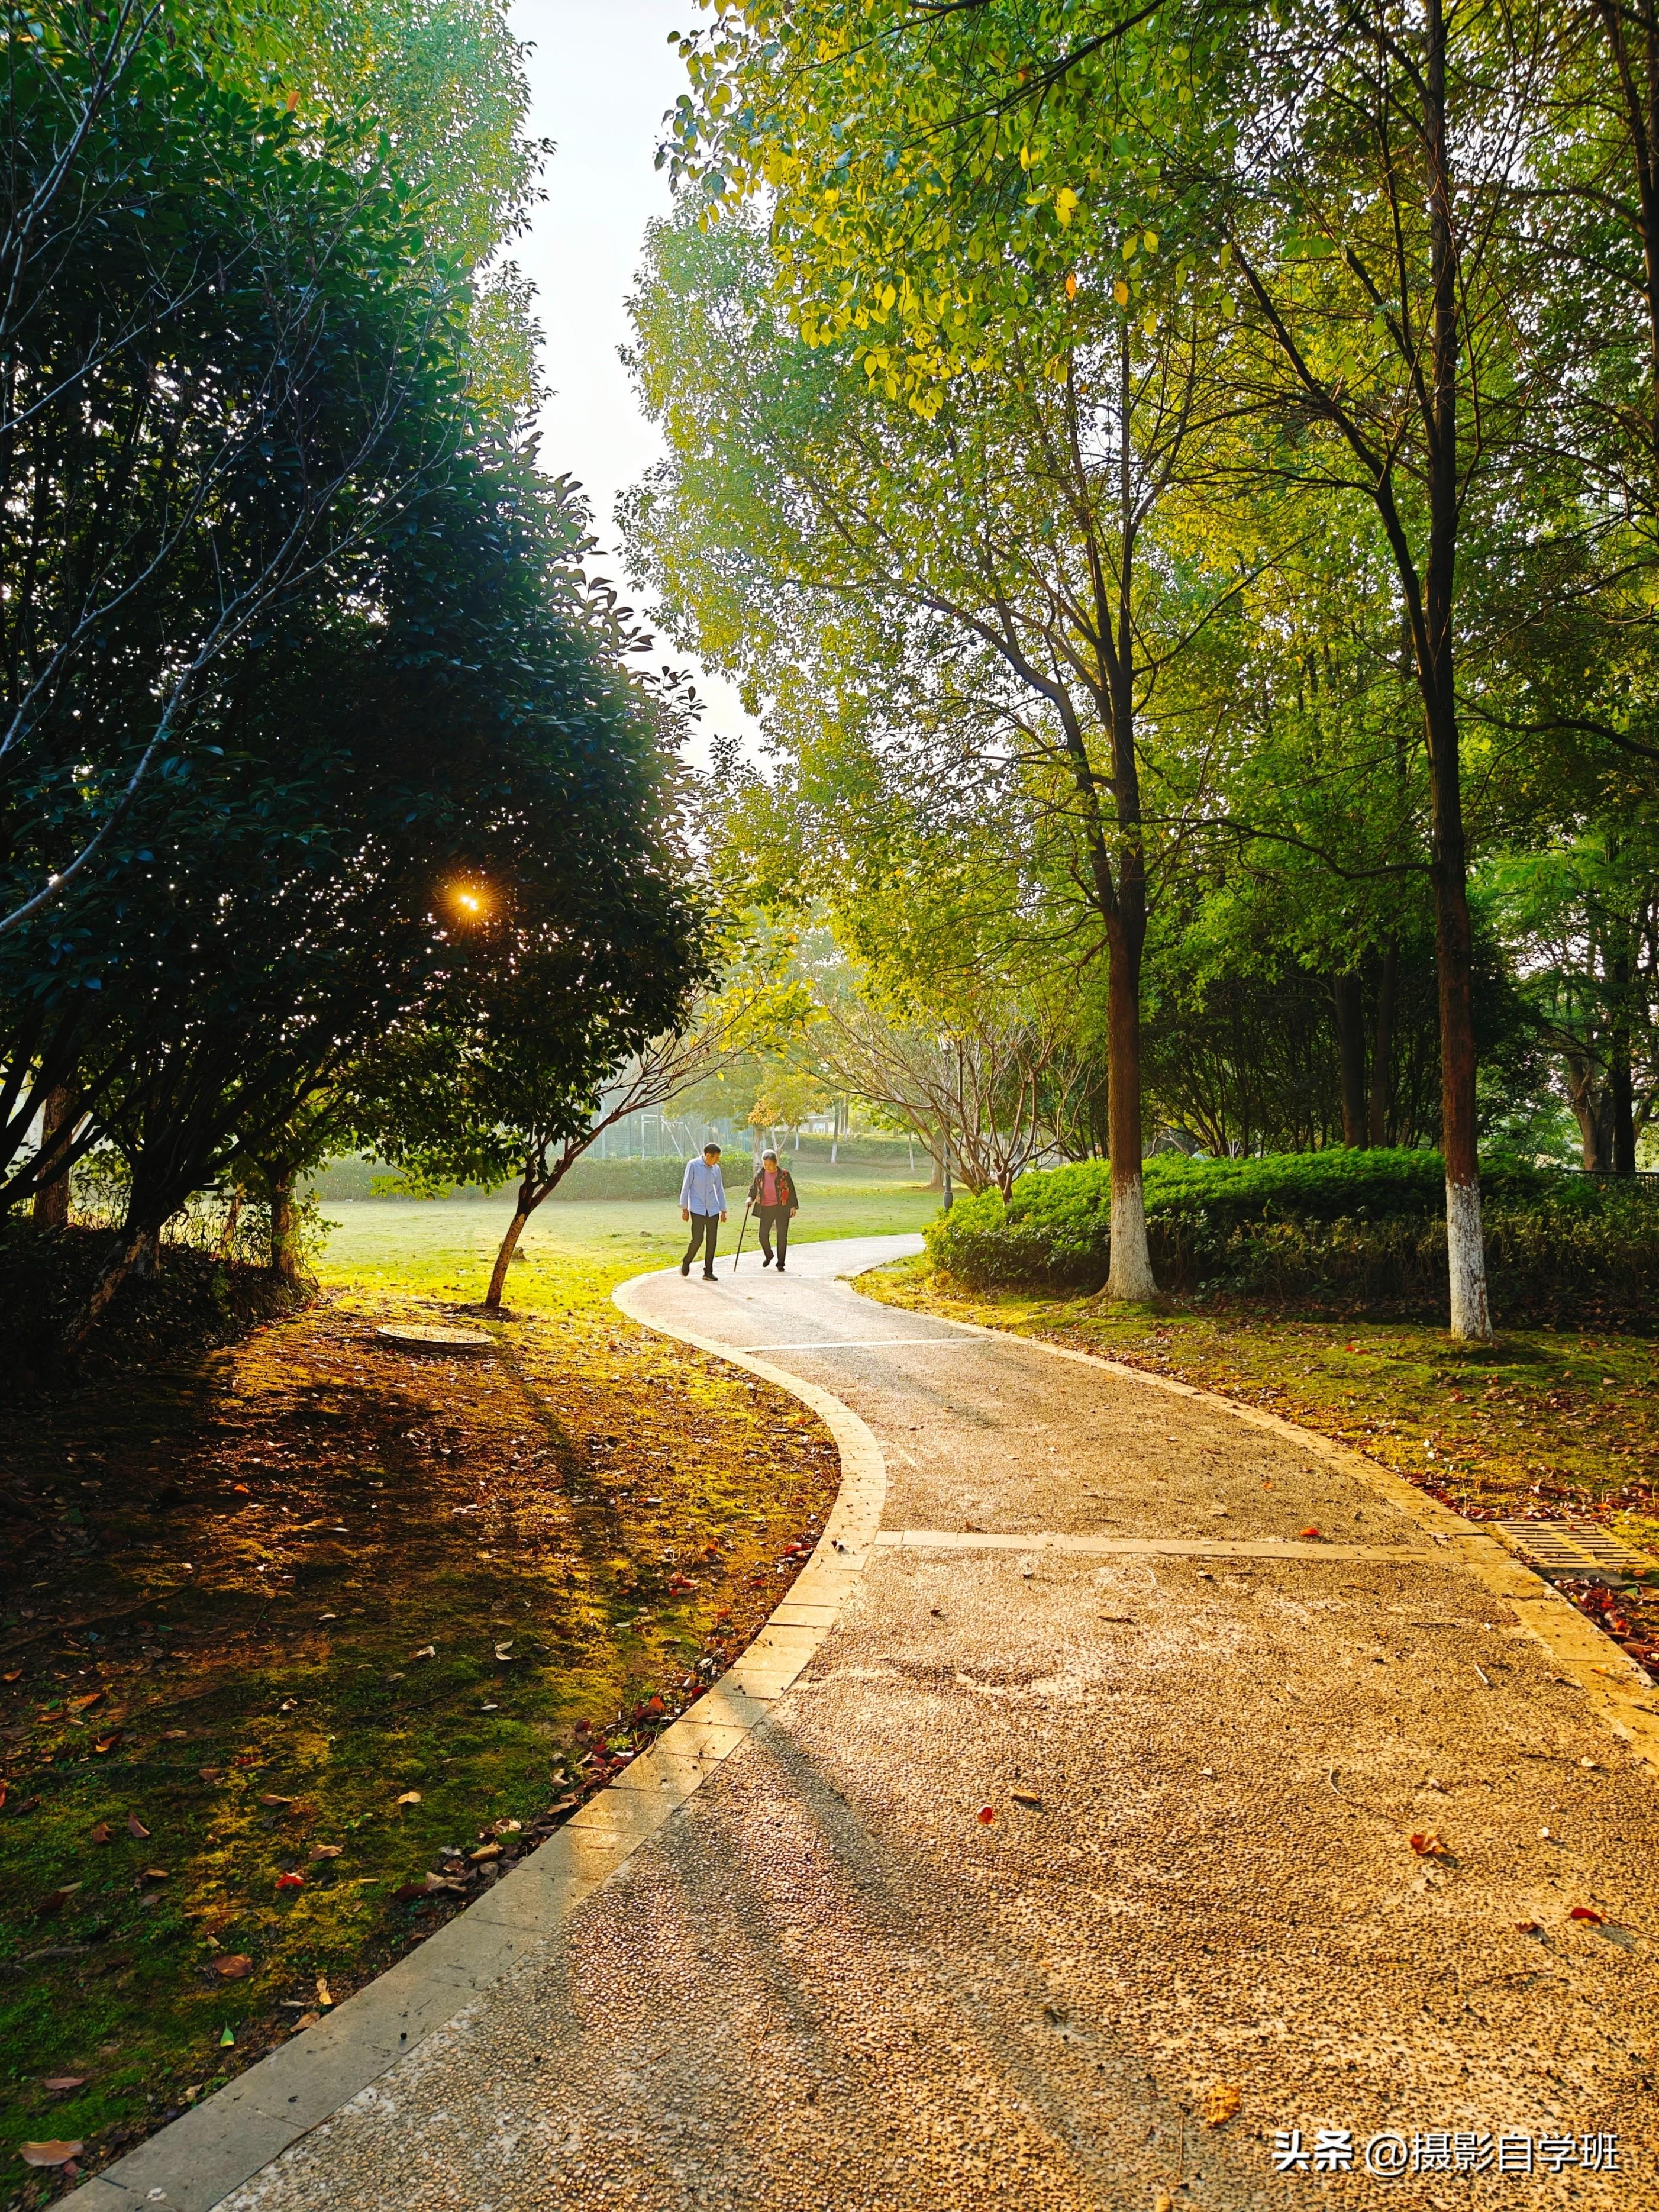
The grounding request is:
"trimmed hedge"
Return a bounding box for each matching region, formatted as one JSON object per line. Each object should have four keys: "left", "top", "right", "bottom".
{"left": 924, "top": 1150, "right": 1658, "bottom": 1326}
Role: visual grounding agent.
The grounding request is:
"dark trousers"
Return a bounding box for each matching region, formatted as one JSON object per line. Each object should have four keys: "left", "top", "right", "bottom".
{"left": 757, "top": 1205, "right": 792, "bottom": 1265}
{"left": 682, "top": 1213, "right": 719, "bottom": 1274}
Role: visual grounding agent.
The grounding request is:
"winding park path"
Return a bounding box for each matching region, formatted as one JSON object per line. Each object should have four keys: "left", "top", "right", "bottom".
{"left": 80, "top": 1238, "right": 1659, "bottom": 2211}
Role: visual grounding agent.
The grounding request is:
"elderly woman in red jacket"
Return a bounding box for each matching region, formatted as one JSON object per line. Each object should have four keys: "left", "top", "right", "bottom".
{"left": 747, "top": 1148, "right": 801, "bottom": 1271}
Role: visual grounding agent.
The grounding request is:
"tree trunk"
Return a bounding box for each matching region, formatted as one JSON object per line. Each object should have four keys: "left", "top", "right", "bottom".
{"left": 1368, "top": 945, "right": 1397, "bottom": 1146}
{"left": 32, "top": 1082, "right": 76, "bottom": 1228}
{"left": 1331, "top": 974, "right": 1368, "bottom": 1147}
{"left": 61, "top": 1221, "right": 157, "bottom": 1359}
{"left": 1611, "top": 942, "right": 1637, "bottom": 1172}
{"left": 1103, "top": 910, "right": 1157, "bottom": 1300}
{"left": 1422, "top": 0, "right": 1490, "bottom": 1344}
{"left": 268, "top": 1169, "right": 302, "bottom": 1283}
{"left": 485, "top": 1201, "right": 532, "bottom": 1311}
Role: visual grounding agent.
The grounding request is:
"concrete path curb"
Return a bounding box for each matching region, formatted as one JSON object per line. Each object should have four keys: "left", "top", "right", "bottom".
{"left": 67, "top": 1250, "right": 898, "bottom": 2212}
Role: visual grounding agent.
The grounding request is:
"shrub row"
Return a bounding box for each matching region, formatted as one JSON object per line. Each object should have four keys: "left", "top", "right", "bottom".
{"left": 924, "top": 1150, "right": 1659, "bottom": 1327}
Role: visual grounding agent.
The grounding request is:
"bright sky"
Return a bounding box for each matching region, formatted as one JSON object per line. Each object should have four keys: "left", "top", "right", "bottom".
{"left": 508, "top": 0, "right": 757, "bottom": 765}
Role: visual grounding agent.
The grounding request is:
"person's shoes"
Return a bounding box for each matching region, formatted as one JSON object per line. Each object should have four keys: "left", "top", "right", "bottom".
{"left": 776, "top": 1262, "right": 786, "bottom": 1272}
{"left": 761, "top": 1252, "right": 773, "bottom": 1267}
{"left": 680, "top": 1261, "right": 690, "bottom": 1278}
{"left": 702, "top": 1269, "right": 715, "bottom": 1280}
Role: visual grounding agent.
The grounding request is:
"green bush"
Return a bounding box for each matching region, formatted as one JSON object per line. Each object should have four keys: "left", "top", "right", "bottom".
{"left": 924, "top": 1149, "right": 1657, "bottom": 1326}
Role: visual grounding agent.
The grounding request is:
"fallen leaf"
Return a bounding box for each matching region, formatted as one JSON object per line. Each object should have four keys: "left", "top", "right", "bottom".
{"left": 1011, "top": 1789, "right": 1044, "bottom": 1810}
{"left": 2, "top": 1669, "right": 21, "bottom": 1683}
{"left": 316, "top": 1974, "right": 333, "bottom": 2008}
{"left": 493, "top": 1642, "right": 514, "bottom": 1661}
{"left": 11, "top": 1796, "right": 39, "bottom": 1816}
{"left": 212, "top": 1955, "right": 252, "bottom": 1979}
{"left": 35, "top": 1886, "right": 80, "bottom": 1917}
{"left": 977, "top": 1805, "right": 995, "bottom": 1824}
{"left": 137, "top": 1867, "right": 169, "bottom": 1885}
{"left": 1202, "top": 2082, "right": 1242, "bottom": 2128}
{"left": 469, "top": 1841, "right": 502, "bottom": 1863}
{"left": 198, "top": 1767, "right": 222, "bottom": 1784}
{"left": 275, "top": 1872, "right": 304, "bottom": 1892}
{"left": 394, "top": 1791, "right": 421, "bottom": 1808}
{"left": 1299, "top": 1527, "right": 1322, "bottom": 1540}
{"left": 88, "top": 1822, "right": 111, "bottom": 1846}
{"left": 279, "top": 1700, "right": 298, "bottom": 1713}
{"left": 259, "top": 1794, "right": 295, "bottom": 1809}
{"left": 19, "top": 2142, "right": 82, "bottom": 2169}
{"left": 127, "top": 1813, "right": 150, "bottom": 1840}
{"left": 1570, "top": 1905, "right": 1606, "bottom": 1924}
{"left": 308, "top": 1843, "right": 343, "bottom": 1862}
{"left": 411, "top": 1644, "right": 435, "bottom": 1660}
{"left": 69, "top": 1691, "right": 104, "bottom": 1712}
{"left": 1409, "top": 1832, "right": 1448, "bottom": 1859}
{"left": 219, "top": 2026, "right": 235, "bottom": 2047}
{"left": 289, "top": 2011, "right": 320, "bottom": 2033}
{"left": 92, "top": 1731, "right": 122, "bottom": 1754}
{"left": 162, "top": 1728, "right": 190, "bottom": 1742}
{"left": 41, "top": 2078, "right": 86, "bottom": 2094}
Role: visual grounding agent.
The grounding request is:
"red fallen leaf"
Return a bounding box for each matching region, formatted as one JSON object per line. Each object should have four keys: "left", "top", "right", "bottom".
{"left": 88, "top": 1822, "right": 111, "bottom": 1845}
{"left": 977, "top": 1805, "right": 995, "bottom": 1824}
{"left": 1570, "top": 1905, "right": 1606, "bottom": 1924}
{"left": 1300, "top": 1527, "right": 1322, "bottom": 1540}
{"left": 19, "top": 2142, "right": 82, "bottom": 2169}
{"left": 212, "top": 1955, "right": 253, "bottom": 1978}
{"left": 127, "top": 1813, "right": 150, "bottom": 1840}
{"left": 92, "top": 1730, "right": 122, "bottom": 1754}
{"left": 1408, "top": 1832, "right": 1448, "bottom": 1858}
{"left": 2, "top": 1668, "right": 21, "bottom": 1682}
{"left": 275, "top": 1872, "right": 304, "bottom": 1891}
{"left": 41, "top": 2077, "right": 86, "bottom": 2094}
{"left": 643, "top": 1695, "right": 665, "bottom": 1715}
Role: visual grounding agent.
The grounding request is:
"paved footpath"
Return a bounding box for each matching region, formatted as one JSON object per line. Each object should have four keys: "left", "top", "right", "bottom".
{"left": 83, "top": 1239, "right": 1659, "bottom": 2211}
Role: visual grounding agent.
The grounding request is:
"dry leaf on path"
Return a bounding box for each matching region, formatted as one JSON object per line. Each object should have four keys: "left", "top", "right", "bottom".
{"left": 259, "top": 1794, "right": 294, "bottom": 1809}
{"left": 1409, "top": 1832, "right": 1448, "bottom": 1858}
{"left": 126, "top": 1813, "right": 149, "bottom": 1840}
{"left": 275, "top": 1872, "right": 304, "bottom": 1891}
{"left": 308, "top": 1843, "right": 343, "bottom": 1862}
{"left": 394, "top": 1791, "right": 421, "bottom": 1807}
{"left": 35, "top": 1885, "right": 80, "bottom": 1917}
{"left": 213, "top": 1955, "right": 252, "bottom": 1978}
{"left": 41, "top": 2077, "right": 86, "bottom": 2094}
{"left": 88, "top": 1822, "right": 110, "bottom": 1845}
{"left": 1570, "top": 1905, "right": 1606, "bottom": 1924}
{"left": 976, "top": 1805, "right": 995, "bottom": 1824}
{"left": 198, "top": 1767, "right": 222, "bottom": 1784}
{"left": 1203, "top": 2082, "right": 1242, "bottom": 2128}
{"left": 1011, "top": 1790, "right": 1044, "bottom": 1810}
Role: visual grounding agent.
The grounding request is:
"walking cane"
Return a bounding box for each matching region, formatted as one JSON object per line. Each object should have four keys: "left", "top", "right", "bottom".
{"left": 731, "top": 1199, "right": 754, "bottom": 1275}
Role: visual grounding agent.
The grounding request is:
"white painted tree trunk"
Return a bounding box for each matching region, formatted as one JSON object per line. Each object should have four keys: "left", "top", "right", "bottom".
{"left": 1445, "top": 1176, "right": 1491, "bottom": 1343}
{"left": 1106, "top": 1169, "right": 1158, "bottom": 1301}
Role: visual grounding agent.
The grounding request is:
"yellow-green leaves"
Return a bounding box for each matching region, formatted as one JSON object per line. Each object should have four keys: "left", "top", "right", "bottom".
{"left": 1055, "top": 186, "right": 1080, "bottom": 228}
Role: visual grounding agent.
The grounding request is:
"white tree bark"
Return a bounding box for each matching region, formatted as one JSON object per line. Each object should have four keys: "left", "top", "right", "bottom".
{"left": 1106, "top": 1169, "right": 1158, "bottom": 1301}
{"left": 1445, "top": 1176, "right": 1492, "bottom": 1343}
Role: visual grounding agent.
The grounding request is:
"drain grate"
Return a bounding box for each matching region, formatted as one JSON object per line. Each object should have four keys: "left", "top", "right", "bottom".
{"left": 1495, "top": 1518, "right": 1654, "bottom": 1583}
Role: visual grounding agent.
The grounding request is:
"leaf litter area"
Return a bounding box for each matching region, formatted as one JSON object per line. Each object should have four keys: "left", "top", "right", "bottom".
{"left": 866, "top": 1259, "right": 1659, "bottom": 1673}
{"left": 0, "top": 1279, "right": 839, "bottom": 2203}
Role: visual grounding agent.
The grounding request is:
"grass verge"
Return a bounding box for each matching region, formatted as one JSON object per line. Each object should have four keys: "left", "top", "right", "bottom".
{"left": 0, "top": 1234, "right": 845, "bottom": 2203}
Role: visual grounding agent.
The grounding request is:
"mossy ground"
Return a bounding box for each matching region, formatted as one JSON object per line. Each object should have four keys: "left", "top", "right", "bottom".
{"left": 0, "top": 1175, "right": 929, "bottom": 2203}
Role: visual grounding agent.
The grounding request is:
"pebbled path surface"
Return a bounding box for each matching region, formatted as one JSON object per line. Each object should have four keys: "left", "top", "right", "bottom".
{"left": 225, "top": 1240, "right": 1659, "bottom": 2210}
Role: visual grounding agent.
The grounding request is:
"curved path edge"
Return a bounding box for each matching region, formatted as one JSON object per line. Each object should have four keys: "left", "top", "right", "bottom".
{"left": 883, "top": 1292, "right": 1659, "bottom": 1771}
{"left": 70, "top": 1263, "right": 890, "bottom": 2212}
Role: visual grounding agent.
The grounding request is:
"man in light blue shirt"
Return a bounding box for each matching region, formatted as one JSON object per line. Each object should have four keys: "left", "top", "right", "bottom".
{"left": 678, "top": 1142, "right": 728, "bottom": 1279}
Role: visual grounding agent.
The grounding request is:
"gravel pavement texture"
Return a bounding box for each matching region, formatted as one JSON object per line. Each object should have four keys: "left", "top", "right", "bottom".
{"left": 196, "top": 1240, "right": 1659, "bottom": 2211}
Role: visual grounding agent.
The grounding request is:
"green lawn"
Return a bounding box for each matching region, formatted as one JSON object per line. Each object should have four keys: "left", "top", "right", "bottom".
{"left": 315, "top": 1166, "right": 941, "bottom": 1302}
